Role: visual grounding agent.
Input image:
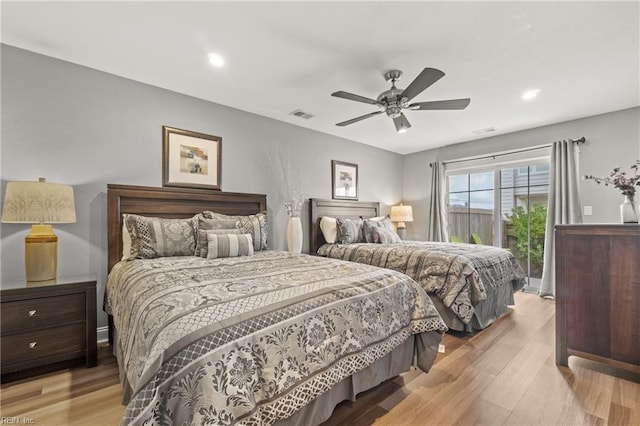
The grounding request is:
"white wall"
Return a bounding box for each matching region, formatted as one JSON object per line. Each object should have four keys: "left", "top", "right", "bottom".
{"left": 0, "top": 45, "right": 404, "bottom": 328}
{"left": 402, "top": 107, "right": 640, "bottom": 240}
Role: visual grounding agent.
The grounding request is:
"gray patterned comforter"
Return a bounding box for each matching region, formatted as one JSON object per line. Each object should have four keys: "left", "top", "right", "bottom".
{"left": 318, "top": 242, "right": 527, "bottom": 324}
{"left": 105, "top": 251, "right": 446, "bottom": 426}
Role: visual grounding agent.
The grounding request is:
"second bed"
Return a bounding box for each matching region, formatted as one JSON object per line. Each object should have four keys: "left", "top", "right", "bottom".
{"left": 310, "top": 198, "right": 527, "bottom": 332}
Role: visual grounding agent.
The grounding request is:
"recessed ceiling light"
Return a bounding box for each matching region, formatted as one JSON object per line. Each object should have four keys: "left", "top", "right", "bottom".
{"left": 522, "top": 89, "right": 540, "bottom": 101}
{"left": 207, "top": 52, "right": 225, "bottom": 68}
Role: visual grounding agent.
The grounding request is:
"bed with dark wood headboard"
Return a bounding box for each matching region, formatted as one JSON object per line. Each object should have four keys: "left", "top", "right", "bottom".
{"left": 308, "top": 197, "right": 527, "bottom": 333}
{"left": 107, "top": 183, "right": 266, "bottom": 272}
{"left": 104, "top": 185, "right": 446, "bottom": 426}
{"left": 309, "top": 198, "right": 379, "bottom": 254}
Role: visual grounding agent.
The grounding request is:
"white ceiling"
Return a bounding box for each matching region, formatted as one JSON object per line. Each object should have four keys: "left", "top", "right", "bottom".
{"left": 2, "top": 1, "right": 638, "bottom": 155}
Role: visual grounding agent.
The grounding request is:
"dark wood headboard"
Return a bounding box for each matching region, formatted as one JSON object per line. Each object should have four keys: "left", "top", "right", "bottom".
{"left": 107, "top": 184, "right": 266, "bottom": 272}
{"left": 309, "top": 198, "right": 379, "bottom": 254}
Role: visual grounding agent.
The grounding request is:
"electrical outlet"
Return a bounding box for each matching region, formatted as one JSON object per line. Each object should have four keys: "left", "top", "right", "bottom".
{"left": 438, "top": 344, "right": 445, "bottom": 353}
{"left": 584, "top": 205, "right": 593, "bottom": 216}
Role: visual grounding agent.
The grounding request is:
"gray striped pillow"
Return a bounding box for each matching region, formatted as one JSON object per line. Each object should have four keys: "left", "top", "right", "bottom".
{"left": 197, "top": 228, "right": 241, "bottom": 258}
{"left": 363, "top": 216, "right": 394, "bottom": 243}
{"left": 238, "top": 212, "right": 268, "bottom": 251}
{"left": 202, "top": 211, "right": 268, "bottom": 251}
{"left": 335, "top": 218, "right": 364, "bottom": 244}
{"left": 373, "top": 227, "right": 402, "bottom": 244}
{"left": 206, "top": 233, "right": 254, "bottom": 259}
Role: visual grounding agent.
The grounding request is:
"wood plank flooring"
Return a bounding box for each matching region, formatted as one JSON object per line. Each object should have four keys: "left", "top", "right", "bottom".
{"left": 2, "top": 292, "right": 639, "bottom": 425}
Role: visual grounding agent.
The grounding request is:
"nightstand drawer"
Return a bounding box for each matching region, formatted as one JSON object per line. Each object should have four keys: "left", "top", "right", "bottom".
{"left": 1, "top": 323, "right": 86, "bottom": 369}
{"left": 1, "top": 293, "right": 86, "bottom": 333}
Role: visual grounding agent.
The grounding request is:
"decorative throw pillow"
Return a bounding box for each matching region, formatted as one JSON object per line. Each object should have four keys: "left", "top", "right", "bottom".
{"left": 194, "top": 215, "right": 240, "bottom": 256}
{"left": 125, "top": 214, "right": 197, "bottom": 258}
{"left": 238, "top": 212, "right": 268, "bottom": 251}
{"left": 202, "top": 211, "right": 268, "bottom": 251}
{"left": 320, "top": 216, "right": 337, "bottom": 243}
{"left": 206, "top": 233, "right": 254, "bottom": 259}
{"left": 202, "top": 211, "right": 237, "bottom": 220}
{"left": 373, "top": 226, "right": 402, "bottom": 244}
{"left": 363, "top": 216, "right": 394, "bottom": 243}
{"left": 197, "top": 229, "right": 241, "bottom": 258}
{"left": 335, "top": 218, "right": 364, "bottom": 244}
{"left": 121, "top": 219, "right": 132, "bottom": 260}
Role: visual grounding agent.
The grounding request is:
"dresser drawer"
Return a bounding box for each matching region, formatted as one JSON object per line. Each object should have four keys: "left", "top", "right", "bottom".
{"left": 1, "top": 323, "right": 86, "bottom": 371}
{"left": 1, "top": 293, "right": 86, "bottom": 333}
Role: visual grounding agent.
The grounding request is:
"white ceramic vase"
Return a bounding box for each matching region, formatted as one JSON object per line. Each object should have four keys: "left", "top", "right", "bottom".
{"left": 287, "top": 216, "right": 303, "bottom": 254}
{"left": 620, "top": 195, "right": 640, "bottom": 223}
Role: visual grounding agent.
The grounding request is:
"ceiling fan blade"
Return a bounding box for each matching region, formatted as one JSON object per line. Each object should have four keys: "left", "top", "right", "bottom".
{"left": 336, "top": 111, "right": 383, "bottom": 127}
{"left": 400, "top": 68, "right": 445, "bottom": 102}
{"left": 393, "top": 113, "right": 412, "bottom": 133}
{"left": 409, "top": 98, "right": 471, "bottom": 110}
{"left": 331, "top": 91, "right": 378, "bottom": 105}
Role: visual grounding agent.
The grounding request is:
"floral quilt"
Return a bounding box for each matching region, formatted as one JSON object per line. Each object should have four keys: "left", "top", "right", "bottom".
{"left": 318, "top": 241, "right": 527, "bottom": 324}
{"left": 105, "top": 251, "right": 446, "bottom": 425}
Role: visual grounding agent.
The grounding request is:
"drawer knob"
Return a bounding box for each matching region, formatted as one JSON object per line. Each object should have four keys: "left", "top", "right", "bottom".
{"left": 28, "top": 341, "right": 38, "bottom": 349}
{"left": 28, "top": 309, "right": 37, "bottom": 317}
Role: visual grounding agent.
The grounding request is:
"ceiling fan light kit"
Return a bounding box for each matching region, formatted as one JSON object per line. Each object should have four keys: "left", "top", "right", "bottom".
{"left": 332, "top": 67, "right": 471, "bottom": 133}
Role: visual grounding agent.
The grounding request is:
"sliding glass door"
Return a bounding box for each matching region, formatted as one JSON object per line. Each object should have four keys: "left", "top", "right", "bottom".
{"left": 447, "top": 162, "right": 549, "bottom": 292}
{"left": 448, "top": 171, "right": 495, "bottom": 246}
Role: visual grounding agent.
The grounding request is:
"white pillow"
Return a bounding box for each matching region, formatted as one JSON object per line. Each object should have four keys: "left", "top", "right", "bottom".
{"left": 320, "top": 216, "right": 337, "bottom": 243}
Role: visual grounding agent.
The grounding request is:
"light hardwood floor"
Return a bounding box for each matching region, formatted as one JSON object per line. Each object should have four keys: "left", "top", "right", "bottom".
{"left": 1, "top": 292, "right": 639, "bottom": 425}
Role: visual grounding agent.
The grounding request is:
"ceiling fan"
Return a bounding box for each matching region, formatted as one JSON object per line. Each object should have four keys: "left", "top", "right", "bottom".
{"left": 331, "top": 68, "right": 470, "bottom": 133}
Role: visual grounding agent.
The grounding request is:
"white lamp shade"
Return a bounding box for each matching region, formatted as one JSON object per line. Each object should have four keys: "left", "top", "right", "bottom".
{"left": 390, "top": 204, "right": 413, "bottom": 223}
{"left": 2, "top": 179, "right": 76, "bottom": 223}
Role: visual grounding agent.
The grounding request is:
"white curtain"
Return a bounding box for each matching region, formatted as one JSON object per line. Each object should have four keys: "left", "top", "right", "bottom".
{"left": 539, "top": 140, "right": 583, "bottom": 298}
{"left": 427, "top": 162, "right": 449, "bottom": 242}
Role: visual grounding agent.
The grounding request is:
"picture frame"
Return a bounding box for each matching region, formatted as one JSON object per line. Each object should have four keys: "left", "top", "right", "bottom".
{"left": 162, "top": 126, "right": 222, "bottom": 190}
{"left": 331, "top": 160, "right": 358, "bottom": 200}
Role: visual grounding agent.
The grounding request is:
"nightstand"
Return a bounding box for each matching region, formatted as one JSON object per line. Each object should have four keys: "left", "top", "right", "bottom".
{"left": 1, "top": 275, "right": 97, "bottom": 382}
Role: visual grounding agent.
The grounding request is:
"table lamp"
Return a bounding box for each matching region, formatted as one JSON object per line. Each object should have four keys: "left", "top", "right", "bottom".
{"left": 390, "top": 203, "right": 413, "bottom": 239}
{"left": 2, "top": 178, "right": 76, "bottom": 281}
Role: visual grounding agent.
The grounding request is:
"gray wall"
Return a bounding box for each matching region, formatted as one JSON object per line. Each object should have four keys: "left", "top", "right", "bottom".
{"left": 0, "top": 45, "right": 404, "bottom": 329}
{"left": 3, "top": 44, "right": 639, "bottom": 331}
{"left": 402, "top": 107, "right": 640, "bottom": 240}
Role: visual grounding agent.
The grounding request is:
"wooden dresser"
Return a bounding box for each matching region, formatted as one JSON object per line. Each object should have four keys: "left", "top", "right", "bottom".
{"left": 555, "top": 224, "right": 640, "bottom": 373}
{"left": 1, "top": 275, "right": 97, "bottom": 382}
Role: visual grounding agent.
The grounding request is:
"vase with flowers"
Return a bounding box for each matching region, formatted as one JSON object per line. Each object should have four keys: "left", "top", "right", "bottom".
{"left": 265, "top": 143, "right": 307, "bottom": 254}
{"left": 284, "top": 193, "right": 304, "bottom": 254}
{"left": 584, "top": 160, "right": 640, "bottom": 223}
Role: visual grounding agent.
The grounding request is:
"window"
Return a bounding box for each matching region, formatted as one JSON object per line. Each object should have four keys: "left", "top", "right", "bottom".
{"left": 447, "top": 171, "right": 495, "bottom": 246}
{"left": 517, "top": 164, "right": 549, "bottom": 175}
{"left": 446, "top": 158, "right": 550, "bottom": 292}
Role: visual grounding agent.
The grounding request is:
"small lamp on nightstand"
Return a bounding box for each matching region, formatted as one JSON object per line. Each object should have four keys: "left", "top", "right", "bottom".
{"left": 1, "top": 178, "right": 76, "bottom": 282}
{"left": 390, "top": 203, "right": 413, "bottom": 240}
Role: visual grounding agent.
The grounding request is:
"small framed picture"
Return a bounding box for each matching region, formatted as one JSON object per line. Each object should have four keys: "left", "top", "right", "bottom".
{"left": 162, "top": 126, "right": 222, "bottom": 190}
{"left": 332, "top": 160, "right": 358, "bottom": 200}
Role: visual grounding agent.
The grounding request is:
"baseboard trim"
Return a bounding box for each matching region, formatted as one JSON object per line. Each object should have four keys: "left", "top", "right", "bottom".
{"left": 97, "top": 326, "right": 109, "bottom": 343}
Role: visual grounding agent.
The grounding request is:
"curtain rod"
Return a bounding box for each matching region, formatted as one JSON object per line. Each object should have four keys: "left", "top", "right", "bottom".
{"left": 429, "top": 137, "right": 586, "bottom": 167}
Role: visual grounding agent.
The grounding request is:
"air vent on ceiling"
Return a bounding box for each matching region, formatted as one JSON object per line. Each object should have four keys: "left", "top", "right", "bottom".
{"left": 472, "top": 127, "right": 496, "bottom": 135}
{"left": 290, "top": 109, "right": 314, "bottom": 120}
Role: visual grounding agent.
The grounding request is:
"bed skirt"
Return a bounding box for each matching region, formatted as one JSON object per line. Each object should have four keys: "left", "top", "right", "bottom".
{"left": 430, "top": 279, "right": 516, "bottom": 332}
{"left": 112, "top": 326, "right": 441, "bottom": 425}
{"left": 275, "top": 330, "right": 442, "bottom": 426}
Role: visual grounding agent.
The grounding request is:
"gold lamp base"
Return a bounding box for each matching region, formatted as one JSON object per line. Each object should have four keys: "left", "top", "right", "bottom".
{"left": 25, "top": 224, "right": 58, "bottom": 282}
